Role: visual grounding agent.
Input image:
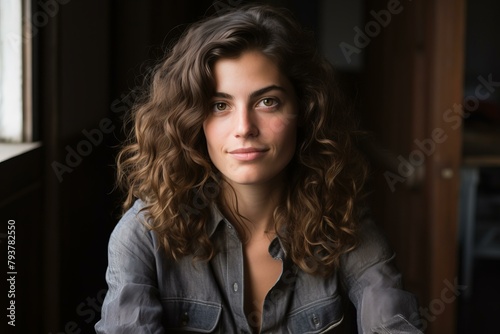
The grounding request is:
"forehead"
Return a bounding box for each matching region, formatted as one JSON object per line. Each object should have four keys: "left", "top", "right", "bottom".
{"left": 212, "top": 51, "right": 292, "bottom": 93}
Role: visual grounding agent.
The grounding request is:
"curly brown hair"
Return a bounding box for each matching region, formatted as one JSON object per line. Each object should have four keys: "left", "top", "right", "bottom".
{"left": 117, "top": 4, "right": 368, "bottom": 276}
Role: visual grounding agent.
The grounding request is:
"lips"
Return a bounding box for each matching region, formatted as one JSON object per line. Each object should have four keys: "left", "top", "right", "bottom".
{"left": 228, "top": 147, "right": 269, "bottom": 161}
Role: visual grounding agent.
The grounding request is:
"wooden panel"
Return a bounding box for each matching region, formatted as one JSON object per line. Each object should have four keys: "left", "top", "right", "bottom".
{"left": 423, "top": 1, "right": 465, "bottom": 332}
{"left": 362, "top": 0, "right": 465, "bottom": 333}
{"left": 0, "top": 148, "right": 43, "bottom": 334}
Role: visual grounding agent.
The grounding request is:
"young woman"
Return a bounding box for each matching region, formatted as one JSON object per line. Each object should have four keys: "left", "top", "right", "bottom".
{"left": 95, "top": 5, "right": 422, "bottom": 333}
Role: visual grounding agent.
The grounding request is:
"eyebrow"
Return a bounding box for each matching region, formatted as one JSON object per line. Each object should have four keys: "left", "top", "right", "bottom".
{"left": 213, "top": 85, "right": 288, "bottom": 100}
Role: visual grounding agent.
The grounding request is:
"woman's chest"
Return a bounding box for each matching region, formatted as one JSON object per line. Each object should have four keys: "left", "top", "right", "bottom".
{"left": 155, "top": 243, "right": 346, "bottom": 333}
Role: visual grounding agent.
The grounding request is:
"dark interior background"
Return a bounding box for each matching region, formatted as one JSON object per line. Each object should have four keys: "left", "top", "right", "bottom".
{"left": 0, "top": 0, "right": 498, "bottom": 333}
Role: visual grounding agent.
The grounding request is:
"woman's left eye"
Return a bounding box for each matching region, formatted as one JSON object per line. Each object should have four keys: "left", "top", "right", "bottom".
{"left": 258, "top": 98, "right": 278, "bottom": 108}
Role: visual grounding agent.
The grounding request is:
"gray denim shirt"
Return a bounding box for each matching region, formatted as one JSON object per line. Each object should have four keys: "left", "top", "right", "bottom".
{"left": 95, "top": 200, "right": 422, "bottom": 333}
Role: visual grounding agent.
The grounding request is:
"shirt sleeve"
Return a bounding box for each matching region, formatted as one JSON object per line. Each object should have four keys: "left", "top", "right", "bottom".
{"left": 340, "top": 219, "right": 423, "bottom": 333}
{"left": 95, "top": 201, "right": 165, "bottom": 334}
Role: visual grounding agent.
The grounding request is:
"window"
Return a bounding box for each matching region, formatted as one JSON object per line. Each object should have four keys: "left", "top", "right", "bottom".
{"left": 0, "top": 0, "right": 32, "bottom": 143}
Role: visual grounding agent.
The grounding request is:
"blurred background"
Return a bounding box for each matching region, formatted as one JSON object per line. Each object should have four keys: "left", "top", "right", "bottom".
{"left": 0, "top": 0, "right": 499, "bottom": 333}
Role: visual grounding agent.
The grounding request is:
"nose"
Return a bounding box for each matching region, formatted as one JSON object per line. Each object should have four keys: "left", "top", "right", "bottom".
{"left": 234, "top": 106, "right": 259, "bottom": 138}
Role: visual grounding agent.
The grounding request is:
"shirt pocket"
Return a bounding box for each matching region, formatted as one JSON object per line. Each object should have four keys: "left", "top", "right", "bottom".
{"left": 162, "top": 298, "right": 222, "bottom": 333}
{"left": 286, "top": 295, "right": 344, "bottom": 334}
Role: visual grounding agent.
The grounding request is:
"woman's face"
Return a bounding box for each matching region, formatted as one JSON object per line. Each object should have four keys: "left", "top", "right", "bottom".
{"left": 203, "top": 51, "right": 298, "bottom": 187}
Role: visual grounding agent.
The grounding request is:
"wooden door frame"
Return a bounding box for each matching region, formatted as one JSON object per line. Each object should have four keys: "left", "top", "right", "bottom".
{"left": 361, "top": 0, "right": 465, "bottom": 333}
{"left": 424, "top": 1, "right": 465, "bottom": 333}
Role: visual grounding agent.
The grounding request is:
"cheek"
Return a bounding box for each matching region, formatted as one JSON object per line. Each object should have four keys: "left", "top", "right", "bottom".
{"left": 202, "top": 121, "right": 224, "bottom": 163}
{"left": 202, "top": 121, "right": 215, "bottom": 146}
{"left": 274, "top": 122, "right": 297, "bottom": 154}
{"left": 202, "top": 123, "right": 215, "bottom": 159}
{"left": 268, "top": 114, "right": 297, "bottom": 133}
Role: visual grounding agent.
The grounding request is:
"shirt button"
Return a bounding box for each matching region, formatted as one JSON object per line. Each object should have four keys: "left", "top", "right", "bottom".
{"left": 181, "top": 312, "right": 189, "bottom": 326}
{"left": 233, "top": 282, "right": 239, "bottom": 292}
{"left": 312, "top": 313, "right": 320, "bottom": 327}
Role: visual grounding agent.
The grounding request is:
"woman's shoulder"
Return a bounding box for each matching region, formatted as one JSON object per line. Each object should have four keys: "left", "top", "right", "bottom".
{"left": 340, "top": 217, "right": 395, "bottom": 279}
{"left": 109, "top": 199, "right": 154, "bottom": 244}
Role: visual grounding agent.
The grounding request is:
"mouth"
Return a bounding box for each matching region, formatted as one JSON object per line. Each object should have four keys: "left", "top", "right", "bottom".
{"left": 228, "top": 147, "right": 269, "bottom": 161}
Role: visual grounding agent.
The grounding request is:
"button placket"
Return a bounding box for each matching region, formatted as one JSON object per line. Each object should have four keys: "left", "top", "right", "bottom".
{"left": 224, "top": 223, "right": 250, "bottom": 331}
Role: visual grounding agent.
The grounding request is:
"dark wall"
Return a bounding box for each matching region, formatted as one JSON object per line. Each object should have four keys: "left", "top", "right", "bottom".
{"left": 0, "top": 148, "right": 44, "bottom": 334}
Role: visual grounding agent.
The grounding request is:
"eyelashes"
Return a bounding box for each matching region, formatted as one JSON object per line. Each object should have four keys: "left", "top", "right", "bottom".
{"left": 257, "top": 98, "right": 278, "bottom": 108}
{"left": 211, "top": 97, "right": 280, "bottom": 113}
{"left": 214, "top": 102, "right": 228, "bottom": 112}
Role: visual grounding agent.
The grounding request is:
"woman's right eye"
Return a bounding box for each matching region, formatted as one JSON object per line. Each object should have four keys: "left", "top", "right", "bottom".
{"left": 213, "top": 102, "right": 227, "bottom": 112}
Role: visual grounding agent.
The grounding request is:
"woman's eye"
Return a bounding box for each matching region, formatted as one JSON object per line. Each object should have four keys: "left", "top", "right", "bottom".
{"left": 214, "top": 102, "right": 227, "bottom": 111}
{"left": 259, "top": 98, "right": 278, "bottom": 108}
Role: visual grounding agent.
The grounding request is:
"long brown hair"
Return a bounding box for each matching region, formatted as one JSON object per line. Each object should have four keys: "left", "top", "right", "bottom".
{"left": 117, "top": 4, "right": 368, "bottom": 276}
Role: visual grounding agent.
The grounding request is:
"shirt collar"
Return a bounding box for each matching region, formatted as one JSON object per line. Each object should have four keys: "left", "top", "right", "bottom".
{"left": 208, "top": 203, "right": 287, "bottom": 260}
{"left": 207, "top": 203, "right": 227, "bottom": 237}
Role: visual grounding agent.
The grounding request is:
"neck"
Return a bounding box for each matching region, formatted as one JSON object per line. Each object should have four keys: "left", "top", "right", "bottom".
{"left": 221, "top": 177, "right": 286, "bottom": 237}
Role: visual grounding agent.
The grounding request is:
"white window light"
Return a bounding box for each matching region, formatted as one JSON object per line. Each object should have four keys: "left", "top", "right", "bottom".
{"left": 0, "top": 0, "right": 24, "bottom": 143}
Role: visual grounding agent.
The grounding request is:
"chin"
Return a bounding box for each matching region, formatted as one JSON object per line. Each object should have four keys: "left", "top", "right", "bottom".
{"left": 227, "top": 173, "right": 281, "bottom": 186}
{"left": 229, "top": 177, "right": 265, "bottom": 185}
